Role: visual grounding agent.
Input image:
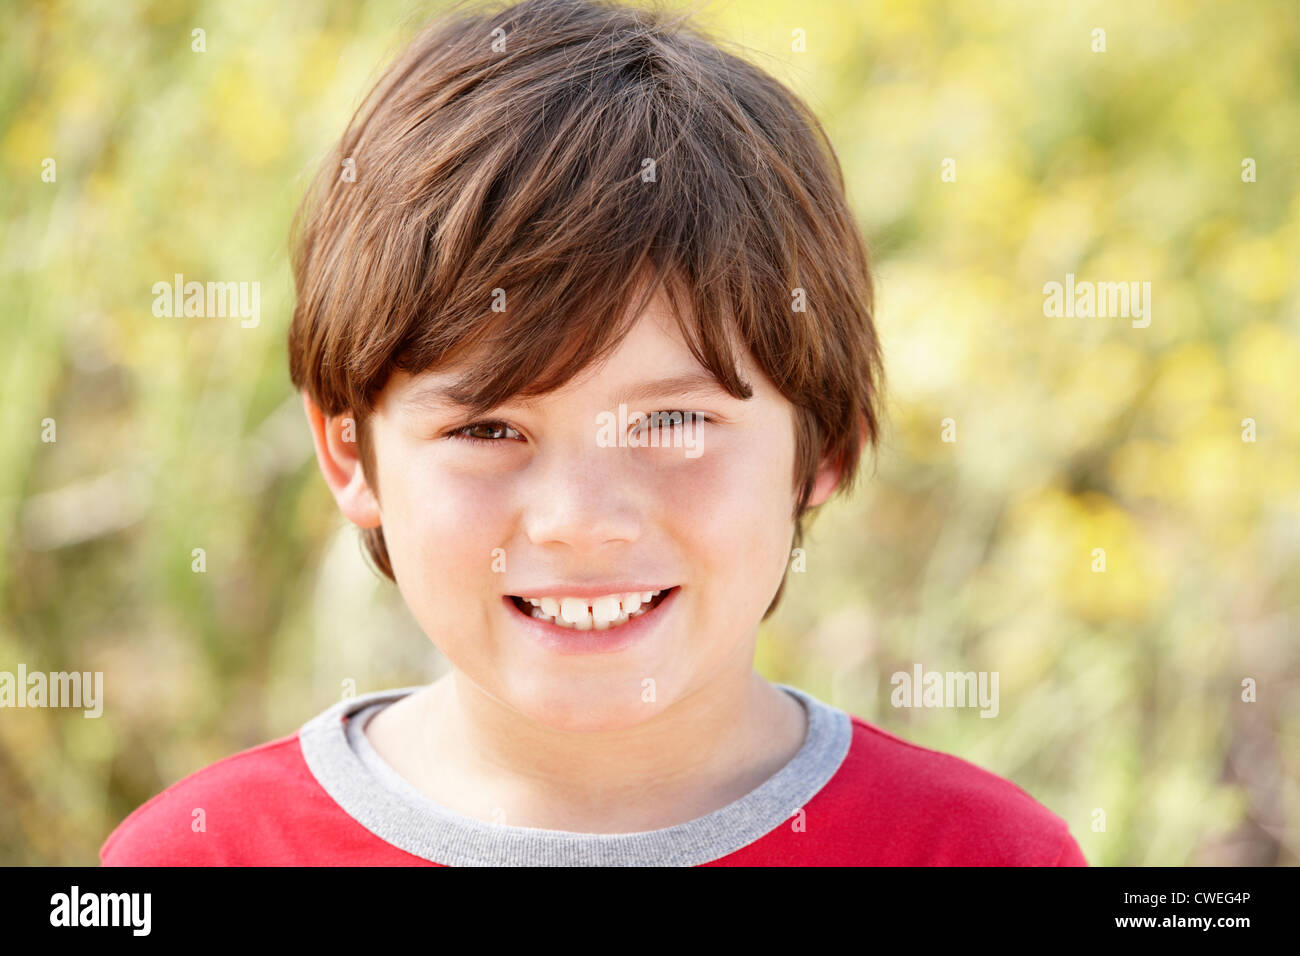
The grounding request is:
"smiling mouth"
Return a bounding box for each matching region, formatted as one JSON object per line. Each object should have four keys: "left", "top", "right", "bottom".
{"left": 507, "top": 588, "right": 676, "bottom": 631}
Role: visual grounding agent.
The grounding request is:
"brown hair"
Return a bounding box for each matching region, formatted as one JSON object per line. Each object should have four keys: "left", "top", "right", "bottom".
{"left": 288, "top": 0, "right": 884, "bottom": 617}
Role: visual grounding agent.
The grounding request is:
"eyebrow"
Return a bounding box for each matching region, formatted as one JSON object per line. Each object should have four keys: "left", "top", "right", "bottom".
{"left": 398, "top": 370, "right": 739, "bottom": 414}
{"left": 616, "top": 371, "right": 738, "bottom": 406}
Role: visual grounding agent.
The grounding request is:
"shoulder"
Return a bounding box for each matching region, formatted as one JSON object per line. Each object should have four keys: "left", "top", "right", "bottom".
{"left": 101, "top": 688, "right": 435, "bottom": 866}
{"left": 815, "top": 714, "right": 1087, "bottom": 865}
{"left": 99, "top": 730, "right": 339, "bottom": 866}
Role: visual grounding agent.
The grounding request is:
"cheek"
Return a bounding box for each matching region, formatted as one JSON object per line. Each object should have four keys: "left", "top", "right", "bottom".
{"left": 643, "top": 426, "right": 795, "bottom": 590}
{"left": 379, "top": 452, "right": 516, "bottom": 597}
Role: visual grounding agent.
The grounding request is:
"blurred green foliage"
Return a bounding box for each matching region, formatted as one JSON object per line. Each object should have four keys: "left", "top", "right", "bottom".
{"left": 1, "top": 0, "right": 1297, "bottom": 865}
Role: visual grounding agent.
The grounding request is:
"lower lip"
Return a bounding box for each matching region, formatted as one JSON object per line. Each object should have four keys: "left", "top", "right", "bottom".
{"left": 505, "top": 588, "right": 678, "bottom": 655}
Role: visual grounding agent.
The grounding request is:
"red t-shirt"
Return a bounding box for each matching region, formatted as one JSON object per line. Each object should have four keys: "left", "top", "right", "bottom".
{"left": 101, "top": 691, "right": 1087, "bottom": 866}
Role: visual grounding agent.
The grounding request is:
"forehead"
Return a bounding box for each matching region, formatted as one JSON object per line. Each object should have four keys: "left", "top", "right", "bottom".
{"left": 386, "top": 292, "right": 752, "bottom": 416}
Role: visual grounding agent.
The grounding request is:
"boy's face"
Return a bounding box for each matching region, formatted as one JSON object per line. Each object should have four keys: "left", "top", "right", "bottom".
{"left": 309, "top": 289, "right": 841, "bottom": 731}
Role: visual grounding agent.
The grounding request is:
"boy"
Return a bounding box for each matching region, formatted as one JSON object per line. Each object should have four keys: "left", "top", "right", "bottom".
{"left": 101, "top": 0, "right": 1086, "bottom": 866}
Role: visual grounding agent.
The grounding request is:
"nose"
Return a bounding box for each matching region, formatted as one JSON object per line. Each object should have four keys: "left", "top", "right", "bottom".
{"left": 521, "top": 439, "right": 642, "bottom": 551}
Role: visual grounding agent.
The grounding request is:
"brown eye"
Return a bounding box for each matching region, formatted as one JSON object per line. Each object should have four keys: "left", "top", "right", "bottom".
{"left": 632, "top": 411, "right": 706, "bottom": 434}
{"left": 452, "top": 420, "right": 522, "bottom": 443}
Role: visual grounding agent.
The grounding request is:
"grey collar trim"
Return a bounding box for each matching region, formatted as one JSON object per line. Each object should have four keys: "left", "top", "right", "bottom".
{"left": 298, "top": 682, "right": 852, "bottom": 866}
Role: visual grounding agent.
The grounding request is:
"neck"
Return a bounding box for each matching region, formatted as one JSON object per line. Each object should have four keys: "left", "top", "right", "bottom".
{"left": 369, "top": 664, "right": 806, "bottom": 833}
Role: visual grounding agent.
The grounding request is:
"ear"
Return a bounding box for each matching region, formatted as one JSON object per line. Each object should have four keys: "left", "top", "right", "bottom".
{"left": 806, "top": 413, "right": 871, "bottom": 508}
{"left": 301, "top": 391, "right": 383, "bottom": 529}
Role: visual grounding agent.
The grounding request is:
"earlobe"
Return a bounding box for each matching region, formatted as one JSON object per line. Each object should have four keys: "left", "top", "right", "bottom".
{"left": 807, "top": 454, "right": 843, "bottom": 509}
{"left": 301, "top": 391, "right": 383, "bottom": 529}
{"left": 807, "top": 413, "right": 870, "bottom": 509}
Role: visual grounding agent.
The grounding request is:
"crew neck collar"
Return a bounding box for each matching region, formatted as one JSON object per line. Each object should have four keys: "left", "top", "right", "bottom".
{"left": 298, "top": 682, "right": 852, "bottom": 866}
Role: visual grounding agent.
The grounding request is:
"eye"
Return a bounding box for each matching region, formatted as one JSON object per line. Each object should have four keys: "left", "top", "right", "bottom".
{"left": 449, "top": 420, "right": 523, "bottom": 444}
{"left": 632, "top": 411, "right": 709, "bottom": 432}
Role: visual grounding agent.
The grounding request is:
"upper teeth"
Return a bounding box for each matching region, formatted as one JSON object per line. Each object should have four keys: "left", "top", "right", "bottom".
{"left": 521, "top": 590, "right": 662, "bottom": 630}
